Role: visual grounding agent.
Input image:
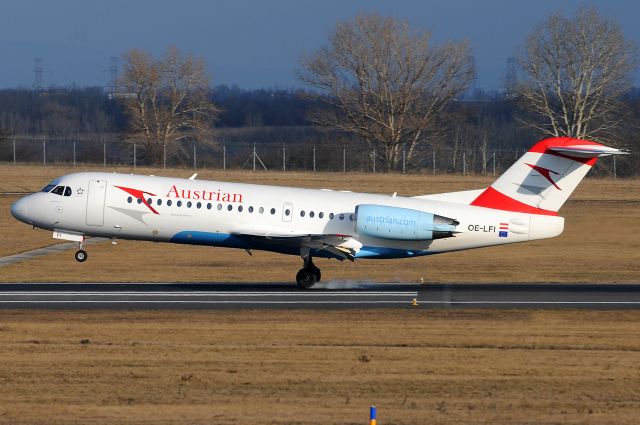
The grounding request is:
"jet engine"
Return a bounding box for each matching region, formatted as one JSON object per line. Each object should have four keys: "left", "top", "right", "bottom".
{"left": 355, "top": 204, "right": 458, "bottom": 241}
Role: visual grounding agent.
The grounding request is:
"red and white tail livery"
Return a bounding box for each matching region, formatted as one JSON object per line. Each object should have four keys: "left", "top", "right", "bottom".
{"left": 11, "top": 137, "right": 626, "bottom": 288}
{"left": 471, "top": 137, "right": 623, "bottom": 216}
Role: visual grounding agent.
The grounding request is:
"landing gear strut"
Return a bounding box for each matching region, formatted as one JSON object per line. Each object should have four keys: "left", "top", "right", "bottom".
{"left": 296, "top": 255, "right": 321, "bottom": 289}
{"left": 75, "top": 241, "right": 88, "bottom": 263}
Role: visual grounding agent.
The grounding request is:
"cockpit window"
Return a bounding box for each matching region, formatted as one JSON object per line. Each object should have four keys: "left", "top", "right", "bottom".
{"left": 64, "top": 187, "right": 72, "bottom": 197}
{"left": 41, "top": 184, "right": 56, "bottom": 193}
{"left": 50, "top": 186, "right": 65, "bottom": 196}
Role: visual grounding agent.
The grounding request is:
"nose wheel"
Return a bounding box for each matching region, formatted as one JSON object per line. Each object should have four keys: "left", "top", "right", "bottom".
{"left": 296, "top": 254, "right": 321, "bottom": 289}
{"left": 75, "top": 249, "right": 88, "bottom": 262}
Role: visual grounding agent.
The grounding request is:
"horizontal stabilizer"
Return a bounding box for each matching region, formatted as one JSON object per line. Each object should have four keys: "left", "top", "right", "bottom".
{"left": 412, "top": 188, "right": 485, "bottom": 204}
{"left": 548, "top": 145, "right": 627, "bottom": 158}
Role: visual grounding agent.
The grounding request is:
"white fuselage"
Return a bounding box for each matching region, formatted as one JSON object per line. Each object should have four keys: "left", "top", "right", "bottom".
{"left": 11, "top": 172, "right": 564, "bottom": 260}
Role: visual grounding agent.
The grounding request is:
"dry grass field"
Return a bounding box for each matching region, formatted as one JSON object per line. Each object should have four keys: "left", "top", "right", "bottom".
{"left": 0, "top": 309, "right": 639, "bottom": 425}
{"left": 1, "top": 164, "right": 639, "bottom": 425}
{"left": 1, "top": 164, "right": 638, "bottom": 283}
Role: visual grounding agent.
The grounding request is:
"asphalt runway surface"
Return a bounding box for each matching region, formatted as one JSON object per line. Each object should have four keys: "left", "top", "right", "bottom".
{"left": 0, "top": 282, "right": 639, "bottom": 309}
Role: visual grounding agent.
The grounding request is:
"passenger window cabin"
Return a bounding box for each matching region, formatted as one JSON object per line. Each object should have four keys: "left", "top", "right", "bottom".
{"left": 120, "top": 191, "right": 341, "bottom": 225}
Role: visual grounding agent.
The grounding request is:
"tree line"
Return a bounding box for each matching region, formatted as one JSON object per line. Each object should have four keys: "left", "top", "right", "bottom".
{"left": 0, "top": 7, "right": 638, "bottom": 175}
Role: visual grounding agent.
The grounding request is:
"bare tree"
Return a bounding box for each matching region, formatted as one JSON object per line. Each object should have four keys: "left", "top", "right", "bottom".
{"left": 515, "top": 6, "right": 637, "bottom": 140}
{"left": 298, "top": 13, "right": 475, "bottom": 171}
{"left": 118, "top": 47, "right": 219, "bottom": 163}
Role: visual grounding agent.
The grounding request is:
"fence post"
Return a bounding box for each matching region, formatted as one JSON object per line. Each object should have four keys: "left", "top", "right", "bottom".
{"left": 133, "top": 143, "right": 136, "bottom": 169}
{"left": 313, "top": 146, "right": 316, "bottom": 172}
{"left": 343, "top": 145, "right": 346, "bottom": 173}
{"left": 193, "top": 141, "right": 196, "bottom": 170}
{"left": 223, "top": 143, "right": 226, "bottom": 170}
{"left": 282, "top": 143, "right": 286, "bottom": 171}
{"left": 432, "top": 149, "right": 436, "bottom": 175}
{"left": 42, "top": 136, "right": 46, "bottom": 165}
{"left": 613, "top": 155, "right": 617, "bottom": 179}
{"left": 73, "top": 141, "right": 76, "bottom": 166}
{"left": 463, "top": 152, "right": 466, "bottom": 176}
{"left": 402, "top": 145, "right": 406, "bottom": 174}
{"left": 103, "top": 142, "right": 106, "bottom": 167}
{"left": 253, "top": 144, "right": 256, "bottom": 171}
{"left": 372, "top": 149, "right": 376, "bottom": 173}
{"left": 163, "top": 142, "right": 166, "bottom": 169}
{"left": 492, "top": 151, "right": 496, "bottom": 176}
{"left": 12, "top": 137, "right": 16, "bottom": 164}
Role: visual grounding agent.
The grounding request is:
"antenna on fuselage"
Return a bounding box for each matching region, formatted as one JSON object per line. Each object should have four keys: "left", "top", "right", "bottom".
{"left": 188, "top": 173, "right": 197, "bottom": 180}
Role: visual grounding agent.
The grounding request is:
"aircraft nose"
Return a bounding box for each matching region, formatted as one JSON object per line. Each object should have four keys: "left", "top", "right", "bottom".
{"left": 10, "top": 197, "right": 32, "bottom": 224}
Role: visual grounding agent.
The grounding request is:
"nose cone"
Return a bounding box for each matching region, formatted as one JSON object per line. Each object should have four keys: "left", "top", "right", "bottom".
{"left": 11, "top": 197, "right": 31, "bottom": 224}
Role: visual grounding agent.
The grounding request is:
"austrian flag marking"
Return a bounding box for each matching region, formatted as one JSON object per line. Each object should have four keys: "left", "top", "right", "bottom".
{"left": 499, "top": 222, "right": 509, "bottom": 238}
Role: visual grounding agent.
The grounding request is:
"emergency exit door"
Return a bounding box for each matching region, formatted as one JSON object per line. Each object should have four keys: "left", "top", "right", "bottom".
{"left": 282, "top": 202, "right": 293, "bottom": 222}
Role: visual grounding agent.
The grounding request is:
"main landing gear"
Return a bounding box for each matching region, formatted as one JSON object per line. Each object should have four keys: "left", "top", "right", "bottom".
{"left": 75, "top": 241, "right": 88, "bottom": 263}
{"left": 296, "top": 254, "right": 321, "bottom": 289}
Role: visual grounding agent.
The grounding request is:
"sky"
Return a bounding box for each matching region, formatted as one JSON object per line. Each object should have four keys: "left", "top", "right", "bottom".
{"left": 1, "top": 0, "right": 638, "bottom": 90}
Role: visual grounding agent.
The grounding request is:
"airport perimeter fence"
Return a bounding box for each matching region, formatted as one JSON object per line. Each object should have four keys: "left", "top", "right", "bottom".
{"left": 0, "top": 135, "right": 630, "bottom": 177}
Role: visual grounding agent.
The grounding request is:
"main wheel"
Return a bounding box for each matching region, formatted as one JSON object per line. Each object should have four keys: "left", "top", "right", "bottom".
{"left": 296, "top": 268, "right": 318, "bottom": 289}
{"left": 75, "top": 249, "right": 88, "bottom": 263}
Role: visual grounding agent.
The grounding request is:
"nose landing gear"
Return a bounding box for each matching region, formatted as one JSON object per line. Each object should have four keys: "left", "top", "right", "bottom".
{"left": 296, "top": 253, "right": 321, "bottom": 289}
{"left": 75, "top": 240, "right": 88, "bottom": 263}
{"left": 52, "top": 230, "right": 88, "bottom": 263}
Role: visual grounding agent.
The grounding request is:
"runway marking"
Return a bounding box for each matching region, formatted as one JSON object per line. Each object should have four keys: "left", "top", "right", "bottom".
{"left": 419, "top": 301, "right": 640, "bottom": 305}
{"left": 0, "top": 291, "right": 417, "bottom": 297}
{"left": 0, "top": 300, "right": 411, "bottom": 304}
{"left": 3, "top": 299, "right": 638, "bottom": 306}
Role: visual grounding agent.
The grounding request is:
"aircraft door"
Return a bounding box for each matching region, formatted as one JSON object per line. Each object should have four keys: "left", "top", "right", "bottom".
{"left": 282, "top": 202, "right": 293, "bottom": 222}
{"left": 86, "top": 180, "right": 107, "bottom": 226}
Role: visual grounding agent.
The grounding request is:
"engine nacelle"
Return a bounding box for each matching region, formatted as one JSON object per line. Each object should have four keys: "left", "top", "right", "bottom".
{"left": 355, "top": 204, "right": 458, "bottom": 241}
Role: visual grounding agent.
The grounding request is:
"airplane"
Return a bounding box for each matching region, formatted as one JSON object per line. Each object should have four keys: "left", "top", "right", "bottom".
{"left": 10, "top": 136, "right": 626, "bottom": 288}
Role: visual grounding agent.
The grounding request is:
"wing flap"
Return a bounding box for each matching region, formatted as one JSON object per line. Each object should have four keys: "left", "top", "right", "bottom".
{"left": 232, "top": 230, "right": 358, "bottom": 261}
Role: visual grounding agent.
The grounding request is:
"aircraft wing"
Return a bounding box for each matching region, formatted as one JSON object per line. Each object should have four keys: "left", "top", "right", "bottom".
{"left": 233, "top": 230, "right": 358, "bottom": 261}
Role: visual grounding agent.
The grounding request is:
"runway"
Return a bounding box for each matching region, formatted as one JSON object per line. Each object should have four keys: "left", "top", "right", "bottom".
{"left": 0, "top": 283, "right": 639, "bottom": 309}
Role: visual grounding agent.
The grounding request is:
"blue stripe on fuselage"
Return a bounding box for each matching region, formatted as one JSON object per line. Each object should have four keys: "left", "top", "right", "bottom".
{"left": 169, "top": 231, "right": 431, "bottom": 259}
